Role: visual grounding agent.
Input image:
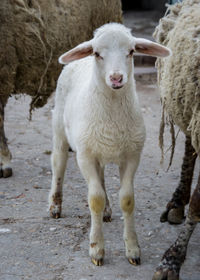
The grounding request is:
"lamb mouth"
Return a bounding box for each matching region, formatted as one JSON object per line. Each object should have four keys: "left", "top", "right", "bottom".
{"left": 111, "top": 84, "right": 123, "bottom": 89}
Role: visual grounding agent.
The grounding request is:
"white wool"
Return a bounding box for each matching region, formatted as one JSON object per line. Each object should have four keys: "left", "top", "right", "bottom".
{"left": 56, "top": 57, "right": 145, "bottom": 165}
{"left": 49, "top": 23, "right": 170, "bottom": 264}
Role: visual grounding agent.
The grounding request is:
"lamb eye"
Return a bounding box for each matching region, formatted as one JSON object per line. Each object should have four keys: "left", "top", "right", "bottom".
{"left": 129, "top": 49, "right": 134, "bottom": 56}
{"left": 94, "top": 52, "right": 103, "bottom": 59}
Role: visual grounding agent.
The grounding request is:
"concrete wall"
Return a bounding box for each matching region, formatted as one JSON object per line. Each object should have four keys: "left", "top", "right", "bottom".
{"left": 142, "top": 0, "right": 168, "bottom": 11}
{"left": 122, "top": 0, "right": 169, "bottom": 12}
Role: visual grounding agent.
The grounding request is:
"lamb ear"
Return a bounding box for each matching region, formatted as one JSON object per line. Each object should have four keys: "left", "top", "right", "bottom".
{"left": 134, "top": 38, "right": 171, "bottom": 57}
{"left": 59, "top": 40, "right": 94, "bottom": 64}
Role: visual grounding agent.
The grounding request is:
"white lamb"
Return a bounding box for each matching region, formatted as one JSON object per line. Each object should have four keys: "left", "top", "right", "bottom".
{"left": 48, "top": 23, "right": 170, "bottom": 266}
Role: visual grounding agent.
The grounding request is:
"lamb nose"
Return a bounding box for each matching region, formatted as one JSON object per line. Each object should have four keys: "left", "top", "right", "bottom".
{"left": 110, "top": 74, "right": 123, "bottom": 82}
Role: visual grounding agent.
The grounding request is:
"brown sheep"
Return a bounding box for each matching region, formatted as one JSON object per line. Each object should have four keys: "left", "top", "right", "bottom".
{"left": 153, "top": 0, "right": 200, "bottom": 279}
{"left": 0, "top": 0, "right": 122, "bottom": 177}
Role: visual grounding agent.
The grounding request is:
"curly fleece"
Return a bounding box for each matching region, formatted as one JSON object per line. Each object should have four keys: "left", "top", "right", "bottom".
{"left": 0, "top": 0, "right": 122, "bottom": 111}
{"left": 153, "top": 0, "right": 200, "bottom": 156}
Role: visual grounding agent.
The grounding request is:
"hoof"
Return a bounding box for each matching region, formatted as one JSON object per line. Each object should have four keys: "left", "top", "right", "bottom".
{"left": 103, "top": 206, "right": 112, "bottom": 223}
{"left": 152, "top": 269, "right": 179, "bottom": 280}
{"left": 128, "top": 257, "right": 141, "bottom": 266}
{"left": 50, "top": 212, "right": 61, "bottom": 219}
{"left": 3, "top": 167, "right": 12, "bottom": 178}
{"left": 0, "top": 167, "right": 12, "bottom": 178}
{"left": 160, "top": 209, "right": 169, "bottom": 223}
{"left": 49, "top": 205, "right": 61, "bottom": 219}
{"left": 91, "top": 258, "right": 104, "bottom": 266}
{"left": 160, "top": 206, "right": 184, "bottom": 224}
{"left": 152, "top": 270, "right": 167, "bottom": 280}
{"left": 168, "top": 207, "right": 184, "bottom": 224}
{"left": 103, "top": 215, "right": 112, "bottom": 223}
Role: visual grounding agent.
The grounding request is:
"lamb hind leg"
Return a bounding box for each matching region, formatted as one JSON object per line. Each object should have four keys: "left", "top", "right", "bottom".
{"left": 161, "top": 136, "right": 197, "bottom": 224}
{"left": 97, "top": 163, "right": 112, "bottom": 222}
{"left": 0, "top": 101, "right": 12, "bottom": 178}
{"left": 153, "top": 170, "right": 200, "bottom": 280}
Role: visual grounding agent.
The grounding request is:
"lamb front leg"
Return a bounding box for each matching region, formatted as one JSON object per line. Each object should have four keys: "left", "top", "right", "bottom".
{"left": 77, "top": 154, "right": 106, "bottom": 266}
{"left": 0, "top": 100, "right": 12, "bottom": 178}
{"left": 49, "top": 129, "right": 69, "bottom": 219}
{"left": 119, "top": 154, "right": 141, "bottom": 265}
{"left": 160, "top": 136, "right": 197, "bottom": 224}
{"left": 153, "top": 170, "right": 200, "bottom": 280}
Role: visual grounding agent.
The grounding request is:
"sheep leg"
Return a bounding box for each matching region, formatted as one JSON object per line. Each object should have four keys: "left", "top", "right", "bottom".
{"left": 77, "top": 154, "right": 106, "bottom": 266}
{"left": 152, "top": 170, "right": 200, "bottom": 280}
{"left": 119, "top": 154, "right": 141, "bottom": 265}
{"left": 97, "top": 163, "right": 112, "bottom": 222}
{"left": 160, "top": 136, "right": 197, "bottom": 224}
{"left": 49, "top": 131, "right": 69, "bottom": 219}
{"left": 0, "top": 101, "right": 12, "bottom": 178}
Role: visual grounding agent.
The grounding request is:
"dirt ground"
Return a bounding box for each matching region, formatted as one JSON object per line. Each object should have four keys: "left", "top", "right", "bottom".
{"left": 0, "top": 79, "right": 199, "bottom": 280}
{"left": 0, "top": 10, "right": 199, "bottom": 280}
